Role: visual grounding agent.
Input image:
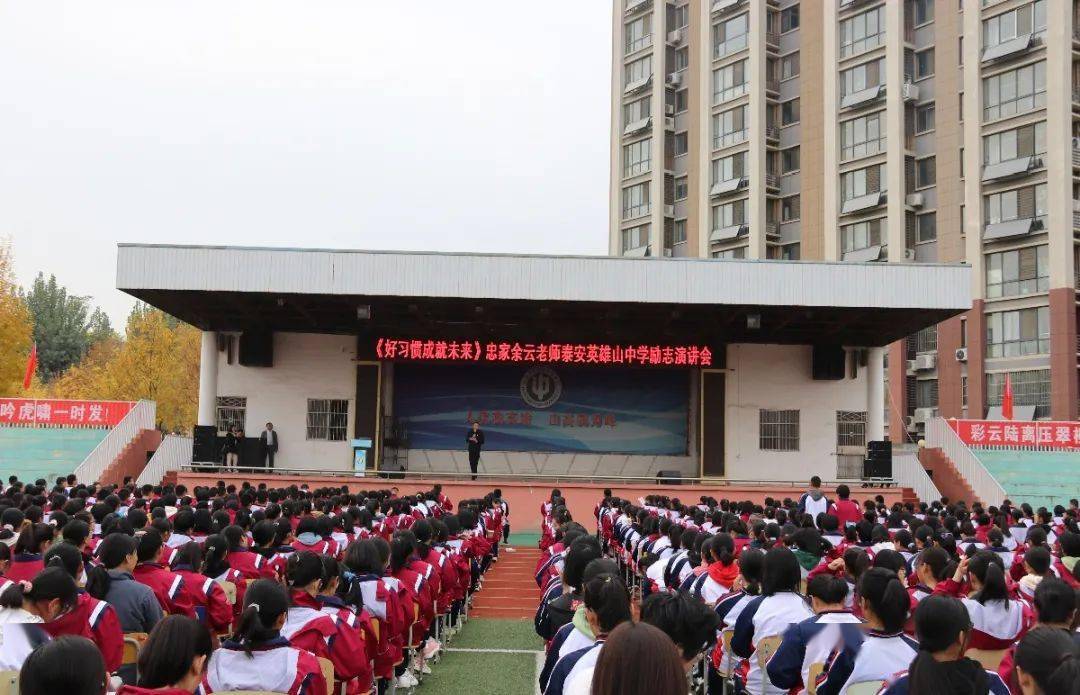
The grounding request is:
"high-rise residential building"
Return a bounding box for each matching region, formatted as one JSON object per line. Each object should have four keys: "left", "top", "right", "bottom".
{"left": 610, "top": 0, "right": 1078, "bottom": 452}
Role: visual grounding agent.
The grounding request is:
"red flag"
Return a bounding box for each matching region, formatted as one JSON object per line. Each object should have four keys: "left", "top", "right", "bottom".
{"left": 1002, "top": 373, "right": 1014, "bottom": 420}
{"left": 22, "top": 343, "right": 36, "bottom": 390}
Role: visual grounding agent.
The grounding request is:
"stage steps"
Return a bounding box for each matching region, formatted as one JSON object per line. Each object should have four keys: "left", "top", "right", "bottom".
{"left": 469, "top": 545, "right": 543, "bottom": 620}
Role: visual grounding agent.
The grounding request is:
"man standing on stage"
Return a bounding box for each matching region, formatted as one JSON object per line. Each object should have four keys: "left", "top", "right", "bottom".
{"left": 466, "top": 420, "right": 485, "bottom": 481}
{"left": 259, "top": 421, "right": 279, "bottom": 470}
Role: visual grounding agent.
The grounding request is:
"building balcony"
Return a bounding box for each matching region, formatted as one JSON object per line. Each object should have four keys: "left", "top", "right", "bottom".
{"left": 713, "top": 130, "right": 749, "bottom": 150}
{"left": 765, "top": 32, "right": 780, "bottom": 49}
{"left": 840, "top": 190, "right": 887, "bottom": 215}
{"left": 709, "top": 223, "right": 748, "bottom": 244}
{"left": 624, "top": 0, "right": 651, "bottom": 16}
{"left": 981, "top": 34, "right": 1042, "bottom": 64}
{"left": 843, "top": 244, "right": 886, "bottom": 262}
{"left": 981, "top": 155, "right": 1041, "bottom": 183}
{"left": 983, "top": 216, "right": 1043, "bottom": 242}
{"left": 709, "top": 176, "right": 747, "bottom": 197}
{"left": 765, "top": 125, "right": 780, "bottom": 142}
{"left": 711, "top": 0, "right": 745, "bottom": 16}
{"left": 765, "top": 78, "right": 780, "bottom": 95}
{"left": 840, "top": 84, "right": 885, "bottom": 111}
{"left": 765, "top": 173, "right": 779, "bottom": 191}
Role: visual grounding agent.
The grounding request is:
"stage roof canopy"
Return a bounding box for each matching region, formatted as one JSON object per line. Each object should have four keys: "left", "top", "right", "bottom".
{"left": 117, "top": 244, "right": 971, "bottom": 347}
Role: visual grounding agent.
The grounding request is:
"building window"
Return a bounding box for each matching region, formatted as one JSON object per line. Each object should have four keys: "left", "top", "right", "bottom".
{"left": 215, "top": 396, "right": 247, "bottom": 434}
{"left": 983, "top": 61, "right": 1046, "bottom": 121}
{"left": 781, "top": 98, "right": 800, "bottom": 126}
{"left": 984, "top": 183, "right": 1047, "bottom": 224}
{"left": 760, "top": 409, "right": 800, "bottom": 451}
{"left": 916, "top": 212, "right": 937, "bottom": 242}
{"left": 712, "top": 247, "right": 747, "bottom": 259}
{"left": 913, "top": 0, "right": 934, "bottom": 26}
{"left": 914, "top": 48, "right": 935, "bottom": 79}
{"left": 983, "top": 121, "right": 1046, "bottom": 166}
{"left": 959, "top": 36, "right": 964, "bottom": 66}
{"left": 840, "top": 111, "right": 885, "bottom": 161}
{"left": 625, "top": 14, "right": 652, "bottom": 55}
{"left": 713, "top": 59, "right": 749, "bottom": 104}
{"left": 622, "top": 96, "right": 650, "bottom": 127}
{"left": 672, "top": 3, "right": 689, "bottom": 29}
{"left": 915, "top": 103, "right": 935, "bottom": 134}
{"left": 840, "top": 163, "right": 885, "bottom": 203}
{"left": 675, "top": 89, "right": 688, "bottom": 113}
{"left": 961, "top": 376, "right": 968, "bottom": 408}
{"left": 621, "top": 224, "right": 650, "bottom": 253}
{"left": 306, "top": 399, "right": 349, "bottom": 441}
{"left": 622, "top": 138, "right": 652, "bottom": 178}
{"left": 985, "top": 245, "right": 1049, "bottom": 298}
{"left": 712, "top": 105, "right": 748, "bottom": 149}
{"left": 781, "top": 52, "right": 800, "bottom": 80}
{"left": 674, "top": 132, "right": 689, "bottom": 156}
{"left": 674, "top": 175, "right": 688, "bottom": 201}
{"left": 841, "top": 218, "right": 883, "bottom": 254}
{"left": 986, "top": 369, "right": 1050, "bottom": 410}
{"left": 782, "top": 195, "right": 800, "bottom": 222}
{"left": 916, "top": 325, "right": 938, "bottom": 353}
{"left": 625, "top": 55, "right": 653, "bottom": 87}
{"left": 782, "top": 146, "right": 800, "bottom": 173}
{"left": 673, "top": 219, "right": 687, "bottom": 244}
{"left": 780, "top": 6, "right": 799, "bottom": 33}
{"left": 840, "top": 58, "right": 883, "bottom": 97}
{"left": 837, "top": 411, "right": 867, "bottom": 448}
{"left": 712, "top": 152, "right": 746, "bottom": 184}
{"left": 622, "top": 182, "right": 651, "bottom": 220}
{"left": 916, "top": 379, "right": 939, "bottom": 409}
{"left": 840, "top": 6, "right": 885, "bottom": 59}
{"left": 915, "top": 156, "right": 936, "bottom": 188}
{"left": 712, "top": 199, "right": 746, "bottom": 231}
{"left": 986, "top": 306, "right": 1050, "bottom": 357}
{"left": 713, "top": 13, "right": 749, "bottom": 59}
{"left": 781, "top": 243, "right": 800, "bottom": 260}
{"left": 983, "top": 1, "right": 1047, "bottom": 50}
{"left": 675, "top": 46, "right": 689, "bottom": 72}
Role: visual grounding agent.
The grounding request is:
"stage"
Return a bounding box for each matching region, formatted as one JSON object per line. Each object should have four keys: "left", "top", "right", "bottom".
{"left": 174, "top": 468, "right": 914, "bottom": 533}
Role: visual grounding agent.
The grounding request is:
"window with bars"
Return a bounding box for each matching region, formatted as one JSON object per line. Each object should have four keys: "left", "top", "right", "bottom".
{"left": 760, "top": 409, "right": 800, "bottom": 451}
{"left": 916, "top": 379, "right": 939, "bottom": 408}
{"left": 306, "top": 399, "right": 349, "bottom": 441}
{"left": 837, "top": 411, "right": 868, "bottom": 448}
{"left": 987, "top": 370, "right": 1050, "bottom": 409}
{"left": 916, "top": 325, "right": 938, "bottom": 353}
{"left": 215, "top": 396, "right": 247, "bottom": 434}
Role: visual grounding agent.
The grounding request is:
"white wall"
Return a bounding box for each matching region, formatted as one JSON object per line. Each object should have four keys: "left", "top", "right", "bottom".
{"left": 724, "top": 344, "right": 868, "bottom": 481}
{"left": 216, "top": 333, "right": 356, "bottom": 471}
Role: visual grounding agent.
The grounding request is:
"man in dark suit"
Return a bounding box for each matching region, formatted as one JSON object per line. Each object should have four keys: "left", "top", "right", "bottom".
{"left": 259, "top": 421, "right": 279, "bottom": 470}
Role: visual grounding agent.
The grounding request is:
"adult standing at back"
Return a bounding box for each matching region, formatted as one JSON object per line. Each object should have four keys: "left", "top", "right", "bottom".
{"left": 466, "top": 421, "right": 484, "bottom": 481}
{"left": 259, "top": 422, "right": 279, "bottom": 470}
{"left": 799, "top": 476, "right": 831, "bottom": 527}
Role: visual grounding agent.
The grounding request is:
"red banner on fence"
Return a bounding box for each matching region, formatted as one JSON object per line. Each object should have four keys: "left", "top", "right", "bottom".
{"left": 949, "top": 418, "right": 1080, "bottom": 449}
{"left": 0, "top": 399, "right": 134, "bottom": 427}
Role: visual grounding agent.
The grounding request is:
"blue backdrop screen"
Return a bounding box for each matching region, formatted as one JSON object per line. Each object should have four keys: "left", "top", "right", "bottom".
{"left": 393, "top": 363, "right": 689, "bottom": 455}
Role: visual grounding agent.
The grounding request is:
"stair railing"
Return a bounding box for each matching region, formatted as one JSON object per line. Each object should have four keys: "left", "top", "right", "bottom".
{"left": 925, "top": 417, "right": 1008, "bottom": 504}
{"left": 892, "top": 450, "right": 942, "bottom": 504}
{"left": 74, "top": 400, "right": 156, "bottom": 484}
{"left": 137, "top": 434, "right": 193, "bottom": 486}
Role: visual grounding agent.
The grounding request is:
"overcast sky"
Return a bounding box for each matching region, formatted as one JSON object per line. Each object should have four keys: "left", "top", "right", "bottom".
{"left": 0, "top": 1, "right": 613, "bottom": 325}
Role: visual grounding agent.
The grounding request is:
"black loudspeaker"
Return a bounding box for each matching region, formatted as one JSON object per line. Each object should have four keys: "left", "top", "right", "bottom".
{"left": 192, "top": 425, "right": 218, "bottom": 463}
{"left": 812, "top": 345, "right": 846, "bottom": 380}
{"left": 867, "top": 440, "right": 892, "bottom": 458}
{"left": 656, "top": 470, "right": 683, "bottom": 485}
{"left": 864, "top": 439, "right": 893, "bottom": 478}
{"left": 239, "top": 331, "right": 274, "bottom": 367}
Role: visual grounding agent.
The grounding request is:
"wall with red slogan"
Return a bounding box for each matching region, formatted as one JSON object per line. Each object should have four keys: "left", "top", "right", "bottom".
{"left": 0, "top": 399, "right": 134, "bottom": 427}
{"left": 949, "top": 418, "right": 1080, "bottom": 450}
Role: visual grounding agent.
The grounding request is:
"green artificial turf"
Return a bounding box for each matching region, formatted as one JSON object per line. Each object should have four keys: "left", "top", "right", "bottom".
{"left": 449, "top": 618, "right": 544, "bottom": 652}
{"left": 506, "top": 531, "right": 541, "bottom": 548}
{"left": 419, "top": 650, "right": 537, "bottom": 694}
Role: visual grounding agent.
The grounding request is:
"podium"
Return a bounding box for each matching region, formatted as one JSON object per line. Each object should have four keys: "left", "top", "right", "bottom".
{"left": 351, "top": 438, "right": 373, "bottom": 476}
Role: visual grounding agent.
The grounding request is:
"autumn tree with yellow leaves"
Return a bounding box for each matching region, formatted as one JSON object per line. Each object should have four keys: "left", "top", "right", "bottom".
{"left": 0, "top": 241, "right": 34, "bottom": 394}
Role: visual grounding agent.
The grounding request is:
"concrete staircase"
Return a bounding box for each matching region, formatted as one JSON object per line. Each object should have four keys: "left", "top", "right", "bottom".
{"left": 918, "top": 447, "right": 978, "bottom": 505}
{"left": 97, "top": 429, "right": 162, "bottom": 486}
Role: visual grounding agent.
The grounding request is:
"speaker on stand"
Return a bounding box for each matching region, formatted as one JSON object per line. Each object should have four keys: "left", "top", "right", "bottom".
{"left": 863, "top": 439, "right": 893, "bottom": 484}
{"left": 192, "top": 425, "right": 219, "bottom": 472}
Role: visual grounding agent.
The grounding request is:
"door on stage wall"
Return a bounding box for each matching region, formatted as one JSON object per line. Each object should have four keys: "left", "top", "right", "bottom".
{"left": 700, "top": 370, "right": 725, "bottom": 477}
{"left": 355, "top": 363, "right": 381, "bottom": 469}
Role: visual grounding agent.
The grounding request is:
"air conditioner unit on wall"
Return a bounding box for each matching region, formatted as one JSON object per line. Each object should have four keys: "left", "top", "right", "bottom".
{"left": 665, "top": 103, "right": 676, "bottom": 116}
{"left": 906, "top": 192, "right": 924, "bottom": 208}
{"left": 906, "top": 359, "right": 918, "bottom": 374}
{"left": 664, "top": 116, "right": 676, "bottom": 130}
{"left": 901, "top": 82, "right": 919, "bottom": 102}
{"left": 915, "top": 353, "right": 937, "bottom": 371}
{"left": 666, "top": 72, "right": 683, "bottom": 87}
{"left": 955, "top": 347, "right": 968, "bottom": 362}
{"left": 914, "top": 407, "right": 938, "bottom": 423}
{"left": 904, "top": 415, "right": 918, "bottom": 431}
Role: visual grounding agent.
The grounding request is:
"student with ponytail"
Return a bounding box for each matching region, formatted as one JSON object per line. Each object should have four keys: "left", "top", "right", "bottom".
{"left": 7, "top": 521, "right": 55, "bottom": 582}
{"left": 221, "top": 525, "right": 276, "bottom": 581}
{"left": 202, "top": 579, "right": 327, "bottom": 695}
{"left": 170, "top": 542, "right": 233, "bottom": 634}
{"left": 314, "top": 556, "right": 376, "bottom": 694}
{"left": 40, "top": 542, "right": 124, "bottom": 673}
{"left": 1013, "top": 627, "right": 1080, "bottom": 695}
{"left": 692, "top": 533, "right": 740, "bottom": 604}
{"left": 934, "top": 551, "right": 1035, "bottom": 649}
{"left": 708, "top": 548, "right": 765, "bottom": 690}
{"left": 132, "top": 529, "right": 196, "bottom": 619}
{"left": 0, "top": 566, "right": 79, "bottom": 670}
{"left": 816, "top": 568, "right": 917, "bottom": 694}
{"left": 881, "top": 594, "right": 1010, "bottom": 695}
{"left": 118, "top": 615, "right": 212, "bottom": 695}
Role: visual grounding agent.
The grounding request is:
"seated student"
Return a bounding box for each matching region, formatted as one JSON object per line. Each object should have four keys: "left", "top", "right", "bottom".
{"left": 1017, "top": 546, "right": 1053, "bottom": 600}
{"left": 132, "top": 529, "right": 196, "bottom": 618}
{"left": 40, "top": 543, "right": 124, "bottom": 674}
{"left": 86, "top": 533, "right": 164, "bottom": 635}
{"left": 1053, "top": 531, "right": 1080, "bottom": 589}
{"left": 18, "top": 635, "right": 107, "bottom": 695}
{"left": 829, "top": 485, "right": 863, "bottom": 529}
{"left": 1013, "top": 627, "right": 1080, "bottom": 695}
{"left": 221, "top": 525, "right": 276, "bottom": 581}
{"left": 539, "top": 536, "right": 602, "bottom": 641}
{"left": 881, "top": 595, "right": 1010, "bottom": 695}
{"left": 170, "top": 542, "right": 233, "bottom": 634}
{"left": 586, "top": 621, "right": 688, "bottom": 695}
{"left": 118, "top": 615, "right": 213, "bottom": 695}
{"left": 816, "top": 568, "right": 917, "bottom": 693}
{"left": 768, "top": 574, "right": 865, "bottom": 692}
{"left": 935, "top": 552, "right": 1035, "bottom": 649}
{"left": 61, "top": 520, "right": 95, "bottom": 569}
{"left": 338, "top": 537, "right": 404, "bottom": 688}
{"left": 0, "top": 567, "right": 79, "bottom": 670}
{"left": 315, "top": 556, "right": 377, "bottom": 695}
{"left": 640, "top": 591, "right": 722, "bottom": 673}
{"left": 999, "top": 578, "right": 1080, "bottom": 690}
{"left": 7, "top": 522, "right": 55, "bottom": 582}
{"left": 690, "top": 534, "right": 741, "bottom": 605}
{"left": 202, "top": 579, "right": 327, "bottom": 695}
{"left": 709, "top": 548, "right": 765, "bottom": 688}
{"left": 544, "top": 572, "right": 634, "bottom": 695}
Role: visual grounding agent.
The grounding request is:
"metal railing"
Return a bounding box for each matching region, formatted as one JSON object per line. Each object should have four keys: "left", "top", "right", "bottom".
{"left": 893, "top": 450, "right": 942, "bottom": 504}
{"left": 137, "top": 434, "right": 193, "bottom": 487}
{"left": 74, "top": 400, "right": 155, "bottom": 484}
{"left": 925, "top": 417, "right": 1008, "bottom": 504}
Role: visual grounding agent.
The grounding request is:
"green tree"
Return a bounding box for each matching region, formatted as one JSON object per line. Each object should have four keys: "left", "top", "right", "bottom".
{"left": 87, "top": 307, "right": 117, "bottom": 346}
{"left": 21, "top": 273, "right": 93, "bottom": 380}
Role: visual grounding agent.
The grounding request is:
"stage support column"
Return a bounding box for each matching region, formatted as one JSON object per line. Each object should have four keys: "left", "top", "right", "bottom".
{"left": 197, "top": 331, "right": 218, "bottom": 427}
{"left": 867, "top": 347, "right": 885, "bottom": 442}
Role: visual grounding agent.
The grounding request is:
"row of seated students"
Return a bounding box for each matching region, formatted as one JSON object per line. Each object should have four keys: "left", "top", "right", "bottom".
{"left": 0, "top": 473, "right": 510, "bottom": 694}
{"left": 532, "top": 484, "right": 1080, "bottom": 695}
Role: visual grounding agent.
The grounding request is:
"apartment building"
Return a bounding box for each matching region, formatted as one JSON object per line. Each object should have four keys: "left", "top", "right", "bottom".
{"left": 609, "top": 0, "right": 1079, "bottom": 455}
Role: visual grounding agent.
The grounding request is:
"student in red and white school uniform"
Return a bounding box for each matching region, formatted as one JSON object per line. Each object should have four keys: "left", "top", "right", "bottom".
{"left": 316, "top": 556, "right": 376, "bottom": 695}
{"left": 330, "top": 512, "right": 357, "bottom": 555}
{"left": 248, "top": 520, "right": 287, "bottom": 581}
{"left": 170, "top": 542, "right": 233, "bottom": 635}
{"left": 283, "top": 551, "right": 370, "bottom": 690}
{"left": 203, "top": 580, "right": 327, "bottom": 695}
{"left": 934, "top": 551, "right": 1034, "bottom": 649}
{"left": 291, "top": 517, "right": 335, "bottom": 557}
{"left": 1053, "top": 530, "right": 1080, "bottom": 589}
{"left": 7, "top": 522, "right": 54, "bottom": 583}
{"left": 117, "top": 615, "right": 214, "bottom": 695}
{"left": 133, "top": 529, "right": 197, "bottom": 619}
{"left": 340, "top": 537, "right": 405, "bottom": 687}
{"left": 222, "top": 525, "right": 277, "bottom": 582}
{"left": 40, "top": 543, "right": 124, "bottom": 674}
{"left": 1010, "top": 526, "right": 1051, "bottom": 583}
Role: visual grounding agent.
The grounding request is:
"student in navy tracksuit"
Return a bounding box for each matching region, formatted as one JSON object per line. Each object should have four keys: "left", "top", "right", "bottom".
{"left": 881, "top": 594, "right": 1010, "bottom": 695}
{"left": 767, "top": 574, "right": 865, "bottom": 693}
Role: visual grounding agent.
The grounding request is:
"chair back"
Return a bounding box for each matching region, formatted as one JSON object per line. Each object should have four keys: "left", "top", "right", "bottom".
{"left": 317, "top": 656, "right": 335, "bottom": 695}
{"left": 806, "top": 662, "right": 826, "bottom": 695}
{"left": 0, "top": 670, "right": 18, "bottom": 695}
{"left": 716, "top": 629, "right": 736, "bottom": 677}
{"left": 754, "top": 635, "right": 783, "bottom": 672}
{"left": 122, "top": 632, "right": 149, "bottom": 666}
{"left": 218, "top": 580, "right": 238, "bottom": 605}
{"left": 845, "top": 681, "right": 885, "bottom": 695}
{"left": 967, "top": 648, "right": 1007, "bottom": 670}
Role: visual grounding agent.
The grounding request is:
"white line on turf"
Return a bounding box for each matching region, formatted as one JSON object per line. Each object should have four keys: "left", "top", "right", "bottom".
{"left": 534, "top": 651, "right": 544, "bottom": 695}
{"left": 443, "top": 647, "right": 543, "bottom": 655}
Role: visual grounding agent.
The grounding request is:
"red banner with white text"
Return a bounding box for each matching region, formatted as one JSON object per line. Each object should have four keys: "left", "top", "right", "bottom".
{"left": 949, "top": 419, "right": 1080, "bottom": 449}
{"left": 0, "top": 399, "right": 134, "bottom": 427}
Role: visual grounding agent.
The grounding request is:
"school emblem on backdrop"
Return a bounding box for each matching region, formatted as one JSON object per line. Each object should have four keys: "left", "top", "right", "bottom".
{"left": 520, "top": 366, "right": 562, "bottom": 409}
